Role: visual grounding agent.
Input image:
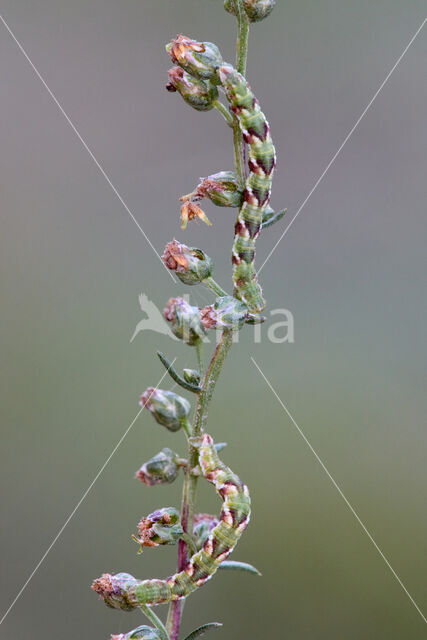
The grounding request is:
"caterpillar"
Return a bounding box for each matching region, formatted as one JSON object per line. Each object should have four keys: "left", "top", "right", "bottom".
{"left": 92, "top": 434, "right": 251, "bottom": 608}
{"left": 166, "top": 35, "right": 276, "bottom": 313}
{"left": 219, "top": 63, "right": 276, "bottom": 313}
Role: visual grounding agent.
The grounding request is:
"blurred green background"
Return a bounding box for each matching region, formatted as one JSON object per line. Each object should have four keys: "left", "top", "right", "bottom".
{"left": 1, "top": 1, "right": 426, "bottom": 638}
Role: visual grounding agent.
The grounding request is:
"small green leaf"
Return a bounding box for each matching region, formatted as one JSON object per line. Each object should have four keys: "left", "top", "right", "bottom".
{"left": 219, "top": 560, "right": 261, "bottom": 575}
{"left": 183, "top": 622, "right": 223, "bottom": 640}
{"left": 157, "top": 352, "right": 201, "bottom": 393}
{"left": 261, "top": 207, "right": 287, "bottom": 229}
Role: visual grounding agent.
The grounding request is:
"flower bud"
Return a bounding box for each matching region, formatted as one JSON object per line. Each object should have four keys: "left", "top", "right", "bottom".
{"left": 166, "top": 35, "right": 223, "bottom": 81}
{"left": 194, "top": 171, "right": 243, "bottom": 208}
{"left": 193, "top": 513, "right": 219, "bottom": 550}
{"left": 162, "top": 239, "right": 213, "bottom": 285}
{"left": 134, "top": 507, "right": 183, "bottom": 551}
{"left": 224, "top": 0, "right": 275, "bottom": 22}
{"left": 166, "top": 67, "right": 219, "bottom": 111}
{"left": 112, "top": 626, "right": 163, "bottom": 640}
{"left": 183, "top": 368, "right": 201, "bottom": 386}
{"left": 91, "top": 573, "right": 139, "bottom": 611}
{"left": 136, "top": 447, "right": 180, "bottom": 486}
{"left": 200, "top": 296, "right": 248, "bottom": 330}
{"left": 140, "top": 387, "right": 191, "bottom": 432}
{"left": 164, "top": 297, "right": 207, "bottom": 346}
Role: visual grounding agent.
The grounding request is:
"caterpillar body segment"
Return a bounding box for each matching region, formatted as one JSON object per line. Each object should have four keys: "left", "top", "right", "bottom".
{"left": 219, "top": 64, "right": 276, "bottom": 312}
{"left": 92, "top": 435, "right": 251, "bottom": 608}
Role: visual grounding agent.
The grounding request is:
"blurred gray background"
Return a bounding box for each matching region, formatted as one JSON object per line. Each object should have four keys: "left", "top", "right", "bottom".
{"left": 1, "top": 1, "right": 426, "bottom": 638}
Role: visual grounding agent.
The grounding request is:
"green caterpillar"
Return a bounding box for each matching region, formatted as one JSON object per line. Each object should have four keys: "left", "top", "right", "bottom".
{"left": 166, "top": 35, "right": 276, "bottom": 313}
{"left": 92, "top": 434, "right": 251, "bottom": 608}
{"left": 219, "top": 63, "right": 276, "bottom": 312}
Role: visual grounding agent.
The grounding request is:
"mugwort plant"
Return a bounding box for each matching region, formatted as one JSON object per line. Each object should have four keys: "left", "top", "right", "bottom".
{"left": 92, "top": 2, "right": 285, "bottom": 638}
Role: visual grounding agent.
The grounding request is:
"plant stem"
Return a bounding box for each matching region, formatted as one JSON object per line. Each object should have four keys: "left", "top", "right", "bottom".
{"left": 140, "top": 603, "right": 170, "bottom": 640}
{"left": 235, "top": 2, "right": 250, "bottom": 76}
{"left": 213, "top": 100, "right": 234, "bottom": 126}
{"left": 203, "top": 276, "right": 229, "bottom": 297}
{"left": 233, "top": 1, "right": 250, "bottom": 185}
{"left": 195, "top": 339, "right": 204, "bottom": 377}
{"left": 166, "top": 7, "right": 249, "bottom": 637}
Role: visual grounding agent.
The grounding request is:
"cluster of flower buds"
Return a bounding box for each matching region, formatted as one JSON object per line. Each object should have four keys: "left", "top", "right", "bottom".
{"left": 136, "top": 447, "right": 181, "bottom": 486}
{"left": 193, "top": 513, "right": 219, "bottom": 550}
{"left": 162, "top": 240, "right": 213, "bottom": 285}
{"left": 200, "top": 295, "right": 249, "bottom": 330}
{"left": 224, "top": 0, "right": 276, "bottom": 22}
{"left": 184, "top": 171, "right": 243, "bottom": 208}
{"left": 164, "top": 296, "right": 207, "bottom": 345}
{"left": 166, "top": 67, "right": 219, "bottom": 112}
{"left": 91, "top": 572, "right": 139, "bottom": 611}
{"left": 112, "top": 626, "right": 163, "bottom": 640}
{"left": 134, "top": 507, "right": 183, "bottom": 551}
{"left": 140, "top": 387, "right": 191, "bottom": 432}
{"left": 166, "top": 35, "right": 223, "bottom": 82}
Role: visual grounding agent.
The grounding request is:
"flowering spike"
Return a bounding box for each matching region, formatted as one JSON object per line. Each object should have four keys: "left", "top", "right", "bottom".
{"left": 140, "top": 387, "right": 191, "bottom": 432}
{"left": 166, "top": 35, "right": 223, "bottom": 82}
{"left": 134, "top": 507, "right": 183, "bottom": 551}
{"left": 112, "top": 626, "right": 163, "bottom": 640}
{"left": 162, "top": 240, "right": 213, "bottom": 285}
{"left": 136, "top": 448, "right": 180, "bottom": 486}
{"left": 166, "top": 67, "right": 219, "bottom": 111}
{"left": 163, "top": 297, "right": 207, "bottom": 346}
{"left": 224, "top": 0, "right": 275, "bottom": 22}
{"left": 200, "top": 296, "right": 249, "bottom": 330}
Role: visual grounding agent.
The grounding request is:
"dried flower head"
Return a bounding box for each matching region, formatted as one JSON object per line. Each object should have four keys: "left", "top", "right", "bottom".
{"left": 191, "top": 171, "right": 243, "bottom": 208}
{"left": 91, "top": 573, "right": 139, "bottom": 611}
{"left": 166, "top": 67, "right": 219, "bottom": 111}
{"left": 224, "top": 0, "right": 276, "bottom": 22}
{"left": 163, "top": 296, "right": 207, "bottom": 345}
{"left": 166, "top": 34, "right": 223, "bottom": 81}
{"left": 180, "top": 200, "right": 211, "bottom": 229}
{"left": 200, "top": 296, "right": 248, "bottom": 330}
{"left": 134, "top": 507, "right": 183, "bottom": 551}
{"left": 162, "top": 239, "right": 213, "bottom": 285}
{"left": 140, "top": 387, "right": 191, "bottom": 432}
{"left": 136, "top": 447, "right": 180, "bottom": 486}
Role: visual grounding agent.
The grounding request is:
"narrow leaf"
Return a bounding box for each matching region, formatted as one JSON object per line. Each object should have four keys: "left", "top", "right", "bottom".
{"left": 157, "top": 352, "right": 201, "bottom": 393}
{"left": 219, "top": 560, "right": 261, "bottom": 575}
{"left": 183, "top": 622, "right": 223, "bottom": 640}
{"left": 262, "top": 207, "right": 287, "bottom": 229}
